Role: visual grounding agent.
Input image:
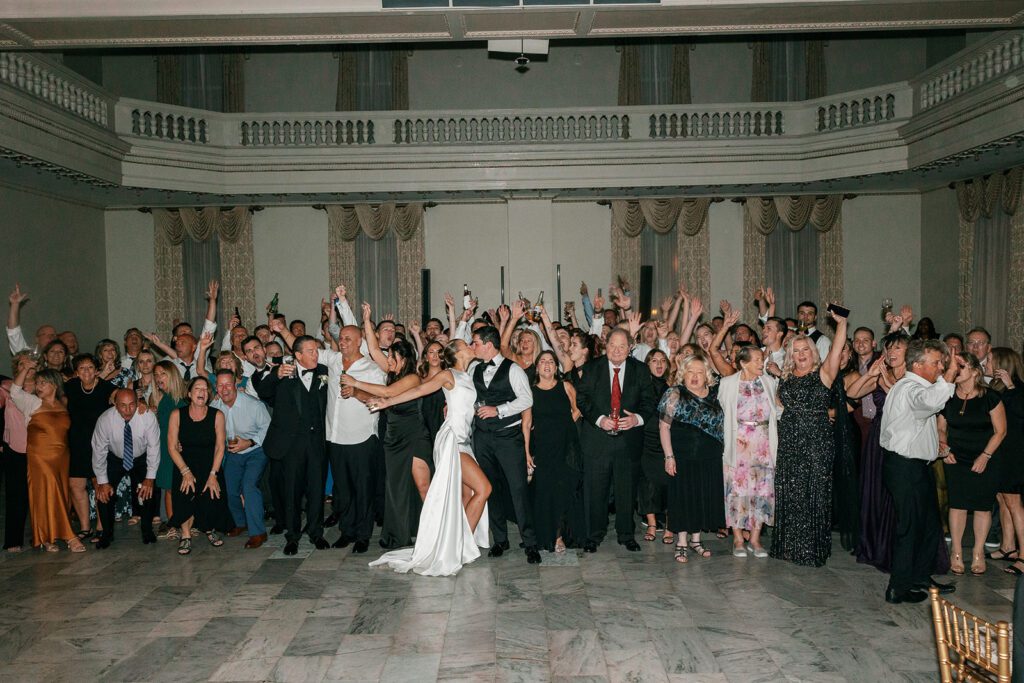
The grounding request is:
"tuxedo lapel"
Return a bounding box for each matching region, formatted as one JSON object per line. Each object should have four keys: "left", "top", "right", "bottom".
{"left": 292, "top": 375, "right": 304, "bottom": 418}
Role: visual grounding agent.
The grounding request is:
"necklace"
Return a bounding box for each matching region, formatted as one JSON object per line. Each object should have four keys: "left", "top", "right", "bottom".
{"left": 81, "top": 381, "right": 97, "bottom": 395}
{"left": 956, "top": 387, "right": 975, "bottom": 416}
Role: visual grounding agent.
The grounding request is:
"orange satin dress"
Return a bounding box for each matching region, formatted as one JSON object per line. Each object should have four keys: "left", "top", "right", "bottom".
{"left": 26, "top": 409, "right": 76, "bottom": 546}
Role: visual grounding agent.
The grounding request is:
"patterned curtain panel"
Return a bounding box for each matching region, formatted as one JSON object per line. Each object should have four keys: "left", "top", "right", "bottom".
{"left": 956, "top": 166, "right": 1024, "bottom": 347}
{"left": 741, "top": 196, "right": 843, "bottom": 326}
{"left": 324, "top": 203, "right": 425, "bottom": 326}
{"left": 152, "top": 207, "right": 255, "bottom": 338}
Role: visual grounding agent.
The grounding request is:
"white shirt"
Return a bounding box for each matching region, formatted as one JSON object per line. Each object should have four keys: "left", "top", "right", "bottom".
{"left": 210, "top": 392, "right": 271, "bottom": 455}
{"left": 6, "top": 325, "right": 32, "bottom": 356}
{"left": 631, "top": 339, "right": 670, "bottom": 362}
{"left": 879, "top": 372, "right": 955, "bottom": 461}
{"left": 806, "top": 326, "right": 832, "bottom": 360}
{"left": 763, "top": 345, "right": 786, "bottom": 371}
{"left": 320, "top": 348, "right": 386, "bottom": 445}
{"left": 90, "top": 407, "right": 161, "bottom": 484}
{"left": 170, "top": 319, "right": 218, "bottom": 378}
{"left": 597, "top": 359, "right": 645, "bottom": 429}
{"left": 478, "top": 353, "right": 533, "bottom": 426}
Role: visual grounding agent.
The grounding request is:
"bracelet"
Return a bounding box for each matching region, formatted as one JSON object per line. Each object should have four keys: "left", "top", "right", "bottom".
{"left": 980, "top": 452, "right": 992, "bottom": 459}
{"left": 181, "top": 468, "right": 191, "bottom": 476}
{"left": 664, "top": 455, "right": 675, "bottom": 460}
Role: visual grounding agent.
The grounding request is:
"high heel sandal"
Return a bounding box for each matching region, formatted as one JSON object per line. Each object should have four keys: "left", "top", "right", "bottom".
{"left": 950, "top": 552, "right": 965, "bottom": 575}
{"left": 688, "top": 542, "right": 712, "bottom": 559}
{"left": 985, "top": 546, "right": 1018, "bottom": 562}
{"left": 643, "top": 525, "right": 657, "bottom": 542}
{"left": 971, "top": 552, "right": 986, "bottom": 575}
{"left": 206, "top": 531, "right": 224, "bottom": 547}
{"left": 674, "top": 545, "right": 688, "bottom": 563}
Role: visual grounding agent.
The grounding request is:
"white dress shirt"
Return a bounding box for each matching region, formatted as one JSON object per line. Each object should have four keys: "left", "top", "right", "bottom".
{"left": 631, "top": 339, "right": 670, "bottom": 362}
{"left": 170, "top": 319, "right": 218, "bottom": 378}
{"left": 805, "top": 326, "right": 832, "bottom": 360}
{"left": 879, "top": 372, "right": 956, "bottom": 461}
{"left": 319, "top": 348, "right": 386, "bottom": 445}
{"left": 6, "top": 325, "right": 32, "bottom": 356}
{"left": 478, "top": 353, "right": 533, "bottom": 426}
{"left": 90, "top": 407, "right": 161, "bottom": 484}
{"left": 596, "top": 359, "right": 645, "bottom": 429}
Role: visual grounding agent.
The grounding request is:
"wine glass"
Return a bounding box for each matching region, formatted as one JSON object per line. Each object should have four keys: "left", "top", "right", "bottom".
{"left": 881, "top": 297, "right": 893, "bottom": 321}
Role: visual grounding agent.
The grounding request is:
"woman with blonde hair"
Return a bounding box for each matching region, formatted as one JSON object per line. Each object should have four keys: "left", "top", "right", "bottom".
{"left": 660, "top": 354, "right": 726, "bottom": 563}
{"left": 151, "top": 360, "right": 187, "bottom": 539}
{"left": 989, "top": 348, "right": 1024, "bottom": 575}
{"left": 770, "top": 308, "right": 848, "bottom": 567}
{"left": 939, "top": 352, "right": 1006, "bottom": 575}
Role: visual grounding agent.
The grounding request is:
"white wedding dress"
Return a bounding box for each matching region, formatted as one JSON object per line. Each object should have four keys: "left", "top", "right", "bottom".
{"left": 369, "top": 369, "right": 489, "bottom": 576}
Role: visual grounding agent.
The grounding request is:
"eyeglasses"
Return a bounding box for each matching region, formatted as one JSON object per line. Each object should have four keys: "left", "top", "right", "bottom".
{"left": 966, "top": 340, "right": 988, "bottom": 347}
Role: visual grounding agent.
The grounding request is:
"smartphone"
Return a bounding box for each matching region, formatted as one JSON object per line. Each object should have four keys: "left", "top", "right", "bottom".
{"left": 826, "top": 303, "right": 850, "bottom": 318}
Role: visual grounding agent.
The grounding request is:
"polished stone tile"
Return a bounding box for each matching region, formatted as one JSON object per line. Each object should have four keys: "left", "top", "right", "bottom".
{"left": 549, "top": 629, "right": 608, "bottom": 678}
{"left": 284, "top": 616, "right": 350, "bottom": 656}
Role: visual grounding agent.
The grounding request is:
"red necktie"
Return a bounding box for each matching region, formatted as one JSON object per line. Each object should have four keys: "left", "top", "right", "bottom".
{"left": 611, "top": 367, "right": 622, "bottom": 417}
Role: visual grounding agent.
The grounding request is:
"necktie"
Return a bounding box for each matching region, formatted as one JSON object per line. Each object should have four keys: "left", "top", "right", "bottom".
{"left": 123, "top": 420, "right": 134, "bottom": 471}
{"left": 182, "top": 364, "right": 192, "bottom": 381}
{"left": 611, "top": 367, "right": 622, "bottom": 417}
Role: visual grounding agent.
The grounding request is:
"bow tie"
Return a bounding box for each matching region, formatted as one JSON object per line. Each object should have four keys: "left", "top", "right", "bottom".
{"left": 301, "top": 369, "right": 315, "bottom": 377}
{"left": 485, "top": 360, "right": 495, "bottom": 367}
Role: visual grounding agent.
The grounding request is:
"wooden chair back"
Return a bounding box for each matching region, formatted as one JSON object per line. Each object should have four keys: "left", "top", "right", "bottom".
{"left": 929, "top": 587, "right": 1012, "bottom": 682}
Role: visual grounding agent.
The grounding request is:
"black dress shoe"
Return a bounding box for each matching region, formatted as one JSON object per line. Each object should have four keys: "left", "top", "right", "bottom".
{"left": 913, "top": 578, "right": 956, "bottom": 595}
{"left": 324, "top": 513, "right": 339, "bottom": 528}
{"left": 332, "top": 535, "right": 353, "bottom": 549}
{"left": 312, "top": 537, "right": 329, "bottom": 550}
{"left": 885, "top": 587, "right": 927, "bottom": 604}
{"left": 525, "top": 547, "right": 541, "bottom": 564}
{"left": 141, "top": 531, "right": 157, "bottom": 545}
{"left": 270, "top": 525, "right": 284, "bottom": 535}
{"left": 620, "top": 539, "right": 641, "bottom": 552}
{"left": 95, "top": 537, "right": 111, "bottom": 550}
{"left": 283, "top": 541, "right": 298, "bottom": 556}
{"left": 583, "top": 541, "right": 598, "bottom": 553}
{"left": 488, "top": 541, "right": 510, "bottom": 558}
{"left": 352, "top": 540, "right": 369, "bottom": 554}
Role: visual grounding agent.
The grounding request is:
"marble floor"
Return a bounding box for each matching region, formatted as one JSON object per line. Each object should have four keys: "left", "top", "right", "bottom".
{"left": 0, "top": 521, "right": 1015, "bottom": 683}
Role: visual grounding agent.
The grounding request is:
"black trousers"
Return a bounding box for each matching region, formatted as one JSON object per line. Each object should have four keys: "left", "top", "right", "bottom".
{"left": 263, "top": 461, "right": 285, "bottom": 528}
{"left": 280, "top": 437, "right": 327, "bottom": 544}
{"left": 98, "top": 455, "right": 159, "bottom": 542}
{"left": 3, "top": 445, "right": 28, "bottom": 549}
{"left": 475, "top": 428, "right": 535, "bottom": 548}
{"left": 583, "top": 438, "right": 639, "bottom": 544}
{"left": 328, "top": 437, "right": 381, "bottom": 542}
{"left": 883, "top": 449, "right": 941, "bottom": 593}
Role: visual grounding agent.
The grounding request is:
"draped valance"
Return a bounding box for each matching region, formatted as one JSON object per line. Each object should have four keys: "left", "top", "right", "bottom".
{"left": 955, "top": 166, "right": 1024, "bottom": 222}
{"left": 610, "top": 198, "right": 710, "bottom": 237}
{"left": 742, "top": 195, "right": 843, "bottom": 234}
{"left": 324, "top": 202, "right": 424, "bottom": 241}
{"left": 153, "top": 206, "right": 252, "bottom": 244}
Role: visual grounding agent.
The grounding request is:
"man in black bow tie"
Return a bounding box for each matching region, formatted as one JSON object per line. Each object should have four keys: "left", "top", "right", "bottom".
{"left": 257, "top": 335, "right": 330, "bottom": 555}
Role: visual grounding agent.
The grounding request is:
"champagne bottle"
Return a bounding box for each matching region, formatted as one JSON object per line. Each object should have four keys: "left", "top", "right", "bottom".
{"left": 534, "top": 291, "right": 544, "bottom": 318}
{"left": 463, "top": 284, "right": 472, "bottom": 311}
{"left": 267, "top": 292, "right": 279, "bottom": 317}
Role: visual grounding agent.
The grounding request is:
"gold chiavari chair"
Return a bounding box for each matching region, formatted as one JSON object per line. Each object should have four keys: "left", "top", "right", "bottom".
{"left": 929, "top": 587, "right": 1012, "bottom": 682}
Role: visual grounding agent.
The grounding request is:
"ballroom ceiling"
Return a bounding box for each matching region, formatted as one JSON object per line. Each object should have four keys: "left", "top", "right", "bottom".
{"left": 1, "top": 0, "right": 1021, "bottom": 49}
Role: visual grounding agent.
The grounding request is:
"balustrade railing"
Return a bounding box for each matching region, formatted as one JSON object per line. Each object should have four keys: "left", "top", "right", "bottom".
{"left": 0, "top": 52, "right": 112, "bottom": 128}
{"left": 128, "top": 105, "right": 209, "bottom": 144}
{"left": 915, "top": 31, "right": 1024, "bottom": 111}
{"left": 816, "top": 91, "right": 897, "bottom": 131}
{"left": 649, "top": 109, "right": 784, "bottom": 138}
{"left": 392, "top": 113, "right": 629, "bottom": 144}
{"left": 241, "top": 117, "right": 374, "bottom": 146}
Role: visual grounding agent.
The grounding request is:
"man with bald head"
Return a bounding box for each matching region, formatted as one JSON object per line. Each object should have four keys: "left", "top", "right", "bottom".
{"left": 273, "top": 318, "right": 385, "bottom": 553}
{"left": 7, "top": 284, "right": 57, "bottom": 355}
{"left": 91, "top": 389, "right": 161, "bottom": 547}
{"left": 576, "top": 327, "right": 658, "bottom": 553}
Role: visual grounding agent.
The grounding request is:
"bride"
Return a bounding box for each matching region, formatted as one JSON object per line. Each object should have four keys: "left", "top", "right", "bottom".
{"left": 366, "top": 339, "right": 492, "bottom": 576}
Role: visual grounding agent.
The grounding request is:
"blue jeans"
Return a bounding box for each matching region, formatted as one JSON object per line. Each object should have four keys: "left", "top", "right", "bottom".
{"left": 224, "top": 446, "right": 268, "bottom": 536}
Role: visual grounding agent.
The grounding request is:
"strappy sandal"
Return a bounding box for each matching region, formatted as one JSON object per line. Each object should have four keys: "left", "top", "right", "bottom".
{"left": 177, "top": 538, "right": 192, "bottom": 555}
{"left": 715, "top": 528, "right": 728, "bottom": 539}
{"left": 127, "top": 516, "right": 141, "bottom": 526}
{"left": 554, "top": 538, "right": 566, "bottom": 553}
{"left": 643, "top": 525, "right": 657, "bottom": 542}
{"left": 971, "top": 553, "right": 986, "bottom": 575}
{"left": 950, "top": 552, "right": 965, "bottom": 575}
{"left": 43, "top": 543, "right": 59, "bottom": 553}
{"left": 206, "top": 531, "right": 224, "bottom": 547}
{"left": 986, "top": 547, "right": 1018, "bottom": 562}
{"left": 76, "top": 529, "right": 94, "bottom": 540}
{"left": 161, "top": 527, "right": 180, "bottom": 540}
{"left": 674, "top": 546, "right": 689, "bottom": 563}
{"left": 662, "top": 531, "right": 675, "bottom": 545}
{"left": 1004, "top": 562, "right": 1024, "bottom": 576}
{"left": 69, "top": 539, "right": 86, "bottom": 553}
{"left": 689, "top": 542, "right": 712, "bottom": 558}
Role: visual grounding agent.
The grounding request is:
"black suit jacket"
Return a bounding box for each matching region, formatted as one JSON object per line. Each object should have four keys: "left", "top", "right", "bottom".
{"left": 257, "top": 363, "right": 328, "bottom": 461}
{"left": 575, "top": 356, "right": 657, "bottom": 452}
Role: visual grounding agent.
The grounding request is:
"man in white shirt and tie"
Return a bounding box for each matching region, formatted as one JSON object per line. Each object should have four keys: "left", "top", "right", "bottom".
{"left": 796, "top": 301, "right": 831, "bottom": 360}
{"left": 91, "top": 389, "right": 161, "bottom": 548}
{"left": 879, "top": 338, "right": 961, "bottom": 604}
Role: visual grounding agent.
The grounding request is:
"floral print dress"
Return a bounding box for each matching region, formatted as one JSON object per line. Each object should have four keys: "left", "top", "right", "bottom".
{"left": 725, "top": 378, "right": 775, "bottom": 530}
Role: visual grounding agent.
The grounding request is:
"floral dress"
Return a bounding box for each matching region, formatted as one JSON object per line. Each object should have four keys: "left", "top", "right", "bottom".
{"left": 725, "top": 378, "right": 775, "bottom": 530}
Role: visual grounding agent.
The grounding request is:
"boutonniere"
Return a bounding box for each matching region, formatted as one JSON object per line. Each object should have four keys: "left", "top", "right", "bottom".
{"left": 318, "top": 374, "right": 328, "bottom": 389}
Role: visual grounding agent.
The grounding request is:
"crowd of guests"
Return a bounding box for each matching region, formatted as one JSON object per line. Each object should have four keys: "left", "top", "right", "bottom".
{"left": 1, "top": 278, "right": 1021, "bottom": 599}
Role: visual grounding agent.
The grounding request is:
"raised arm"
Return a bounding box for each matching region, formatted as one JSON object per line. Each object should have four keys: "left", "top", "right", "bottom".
{"left": 342, "top": 370, "right": 420, "bottom": 399}
{"left": 144, "top": 332, "right": 178, "bottom": 361}
{"left": 818, "top": 309, "right": 848, "bottom": 387}
{"left": 846, "top": 356, "right": 883, "bottom": 399}
{"left": 361, "top": 302, "right": 388, "bottom": 372}
{"left": 665, "top": 288, "right": 684, "bottom": 332}
{"left": 679, "top": 297, "right": 703, "bottom": 344}
{"left": 500, "top": 300, "right": 526, "bottom": 359}
{"left": 539, "top": 307, "right": 572, "bottom": 371}
{"left": 195, "top": 332, "right": 214, "bottom": 377}
{"left": 204, "top": 279, "right": 219, "bottom": 326}
{"left": 6, "top": 284, "right": 29, "bottom": 354}
{"left": 708, "top": 309, "right": 739, "bottom": 377}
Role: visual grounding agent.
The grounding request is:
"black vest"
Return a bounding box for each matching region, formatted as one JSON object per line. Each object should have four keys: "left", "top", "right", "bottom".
{"left": 808, "top": 329, "right": 823, "bottom": 343}
{"left": 299, "top": 375, "right": 324, "bottom": 432}
{"left": 473, "top": 358, "right": 519, "bottom": 433}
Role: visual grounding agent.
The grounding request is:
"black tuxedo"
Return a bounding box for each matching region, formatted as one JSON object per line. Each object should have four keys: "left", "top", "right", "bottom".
{"left": 257, "top": 363, "right": 328, "bottom": 543}
{"left": 575, "top": 356, "right": 658, "bottom": 543}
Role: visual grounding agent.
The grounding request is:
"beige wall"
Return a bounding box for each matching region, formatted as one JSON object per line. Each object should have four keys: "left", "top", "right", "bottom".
{"left": 842, "top": 194, "right": 922, "bottom": 334}
{"left": 252, "top": 207, "right": 329, "bottom": 331}
{"left": 920, "top": 187, "right": 961, "bottom": 336}
{"left": 709, "top": 200, "right": 745, "bottom": 310}
{"left": 0, "top": 185, "right": 108, "bottom": 363}
{"left": 105, "top": 209, "right": 155, "bottom": 339}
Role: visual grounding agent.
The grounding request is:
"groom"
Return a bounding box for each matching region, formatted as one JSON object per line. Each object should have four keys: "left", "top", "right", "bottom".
{"left": 257, "top": 335, "right": 331, "bottom": 556}
{"left": 470, "top": 325, "right": 540, "bottom": 564}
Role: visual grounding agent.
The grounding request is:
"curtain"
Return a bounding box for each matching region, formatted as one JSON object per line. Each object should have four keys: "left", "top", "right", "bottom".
{"left": 751, "top": 39, "right": 825, "bottom": 102}
{"left": 641, "top": 228, "right": 678, "bottom": 312}
{"left": 610, "top": 198, "right": 711, "bottom": 310}
{"left": 152, "top": 207, "right": 255, "bottom": 339}
{"left": 956, "top": 165, "right": 1024, "bottom": 346}
{"left": 336, "top": 48, "right": 409, "bottom": 111}
{"left": 221, "top": 53, "right": 246, "bottom": 113}
{"left": 766, "top": 220, "right": 820, "bottom": 319}
{"left": 324, "top": 203, "right": 425, "bottom": 325}
{"left": 156, "top": 55, "right": 182, "bottom": 106}
{"left": 742, "top": 196, "right": 843, "bottom": 325}
{"left": 181, "top": 52, "right": 224, "bottom": 111}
